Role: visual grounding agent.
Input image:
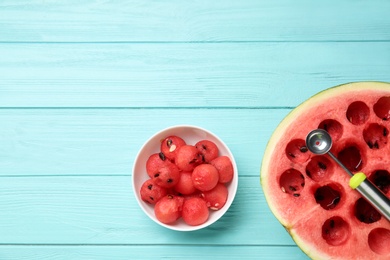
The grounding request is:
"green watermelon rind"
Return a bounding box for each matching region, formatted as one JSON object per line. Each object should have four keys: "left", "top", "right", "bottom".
{"left": 260, "top": 81, "right": 390, "bottom": 260}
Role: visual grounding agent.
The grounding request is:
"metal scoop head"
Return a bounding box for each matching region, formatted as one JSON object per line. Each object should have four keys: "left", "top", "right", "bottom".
{"left": 306, "top": 129, "right": 332, "bottom": 155}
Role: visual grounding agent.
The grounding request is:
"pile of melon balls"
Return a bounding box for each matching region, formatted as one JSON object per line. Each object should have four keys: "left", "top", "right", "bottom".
{"left": 139, "top": 135, "right": 234, "bottom": 226}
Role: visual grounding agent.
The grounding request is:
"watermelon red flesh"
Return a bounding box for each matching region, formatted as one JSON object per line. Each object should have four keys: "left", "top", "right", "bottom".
{"left": 261, "top": 82, "right": 390, "bottom": 260}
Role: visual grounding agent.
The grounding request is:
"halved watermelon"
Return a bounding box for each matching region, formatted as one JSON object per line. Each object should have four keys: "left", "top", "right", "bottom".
{"left": 261, "top": 82, "right": 390, "bottom": 259}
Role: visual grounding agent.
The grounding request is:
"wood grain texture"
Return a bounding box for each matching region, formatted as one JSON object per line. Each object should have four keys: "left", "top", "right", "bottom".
{"left": 0, "top": 245, "right": 308, "bottom": 259}
{"left": 1, "top": 42, "right": 390, "bottom": 108}
{"left": 0, "top": 176, "right": 297, "bottom": 246}
{"left": 2, "top": 0, "right": 390, "bottom": 259}
{"left": 0, "top": 108, "right": 289, "bottom": 176}
{"left": 0, "top": 0, "right": 389, "bottom": 42}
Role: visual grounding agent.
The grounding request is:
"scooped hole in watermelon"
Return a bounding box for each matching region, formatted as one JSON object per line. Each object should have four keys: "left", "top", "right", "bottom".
{"left": 321, "top": 216, "right": 350, "bottom": 246}
{"left": 285, "top": 139, "right": 310, "bottom": 163}
{"left": 363, "top": 123, "right": 388, "bottom": 150}
{"left": 346, "top": 101, "right": 370, "bottom": 125}
{"left": 279, "top": 168, "right": 305, "bottom": 197}
{"left": 305, "top": 156, "right": 334, "bottom": 182}
{"left": 369, "top": 170, "right": 390, "bottom": 195}
{"left": 314, "top": 183, "right": 343, "bottom": 210}
{"left": 354, "top": 197, "right": 382, "bottom": 224}
{"left": 337, "top": 145, "right": 363, "bottom": 172}
{"left": 373, "top": 96, "right": 390, "bottom": 121}
{"left": 367, "top": 228, "right": 390, "bottom": 255}
{"left": 318, "top": 119, "right": 343, "bottom": 142}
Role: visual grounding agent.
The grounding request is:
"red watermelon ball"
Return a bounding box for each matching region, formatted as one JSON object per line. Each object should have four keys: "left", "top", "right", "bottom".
{"left": 160, "top": 135, "right": 186, "bottom": 161}
{"left": 210, "top": 156, "right": 234, "bottom": 184}
{"left": 182, "top": 197, "right": 209, "bottom": 226}
{"left": 152, "top": 163, "right": 180, "bottom": 189}
{"left": 146, "top": 152, "right": 171, "bottom": 178}
{"left": 174, "top": 171, "right": 197, "bottom": 195}
{"left": 154, "top": 195, "right": 184, "bottom": 224}
{"left": 192, "top": 164, "right": 219, "bottom": 191}
{"left": 201, "top": 183, "right": 228, "bottom": 210}
{"left": 175, "top": 145, "right": 202, "bottom": 171}
{"left": 140, "top": 179, "right": 168, "bottom": 204}
{"left": 195, "top": 140, "right": 219, "bottom": 163}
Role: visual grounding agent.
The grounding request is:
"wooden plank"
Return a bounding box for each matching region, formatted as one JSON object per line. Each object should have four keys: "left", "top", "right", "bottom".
{"left": 0, "top": 0, "right": 389, "bottom": 42}
{"left": 1, "top": 42, "right": 389, "bottom": 108}
{"left": 0, "top": 245, "right": 308, "bottom": 259}
{"left": 0, "top": 108, "right": 289, "bottom": 176}
{"left": 0, "top": 176, "right": 297, "bottom": 246}
{"left": 0, "top": 245, "right": 309, "bottom": 259}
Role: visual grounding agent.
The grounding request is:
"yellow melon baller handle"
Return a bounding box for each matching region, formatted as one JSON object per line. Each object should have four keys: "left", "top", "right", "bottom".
{"left": 327, "top": 152, "right": 390, "bottom": 222}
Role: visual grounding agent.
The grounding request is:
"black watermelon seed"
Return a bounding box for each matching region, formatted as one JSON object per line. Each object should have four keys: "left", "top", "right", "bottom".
{"left": 330, "top": 219, "right": 335, "bottom": 228}
{"left": 288, "top": 152, "right": 296, "bottom": 158}
{"left": 300, "top": 146, "right": 308, "bottom": 153}
{"left": 323, "top": 124, "right": 328, "bottom": 132}
{"left": 318, "top": 162, "right": 327, "bottom": 170}
{"left": 159, "top": 152, "right": 166, "bottom": 161}
{"left": 289, "top": 186, "right": 297, "bottom": 192}
{"left": 189, "top": 158, "right": 197, "bottom": 164}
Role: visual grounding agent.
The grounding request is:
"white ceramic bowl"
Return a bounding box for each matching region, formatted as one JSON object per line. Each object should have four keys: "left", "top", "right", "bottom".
{"left": 132, "top": 125, "right": 238, "bottom": 231}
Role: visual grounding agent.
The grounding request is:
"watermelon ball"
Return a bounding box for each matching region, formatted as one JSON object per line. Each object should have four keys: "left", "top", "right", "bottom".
{"left": 183, "top": 190, "right": 203, "bottom": 201}
{"left": 146, "top": 152, "right": 171, "bottom": 178}
{"left": 192, "top": 164, "right": 219, "bottom": 191}
{"left": 152, "top": 163, "right": 180, "bottom": 189}
{"left": 174, "top": 171, "right": 197, "bottom": 195}
{"left": 154, "top": 195, "right": 184, "bottom": 224}
{"left": 210, "top": 156, "right": 234, "bottom": 184}
{"left": 201, "top": 183, "right": 228, "bottom": 210}
{"left": 175, "top": 145, "right": 202, "bottom": 171}
{"left": 140, "top": 179, "right": 168, "bottom": 204}
{"left": 160, "top": 135, "right": 186, "bottom": 161}
{"left": 182, "top": 197, "right": 209, "bottom": 226}
{"left": 195, "top": 140, "right": 219, "bottom": 163}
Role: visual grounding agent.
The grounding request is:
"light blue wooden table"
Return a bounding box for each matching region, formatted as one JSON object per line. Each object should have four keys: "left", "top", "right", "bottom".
{"left": 1, "top": 1, "right": 390, "bottom": 259}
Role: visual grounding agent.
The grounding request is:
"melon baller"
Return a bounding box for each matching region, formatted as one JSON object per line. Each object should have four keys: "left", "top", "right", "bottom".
{"left": 306, "top": 129, "right": 390, "bottom": 222}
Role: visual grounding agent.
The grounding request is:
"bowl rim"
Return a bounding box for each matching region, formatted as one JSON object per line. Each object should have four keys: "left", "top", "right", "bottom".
{"left": 132, "top": 124, "right": 238, "bottom": 231}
